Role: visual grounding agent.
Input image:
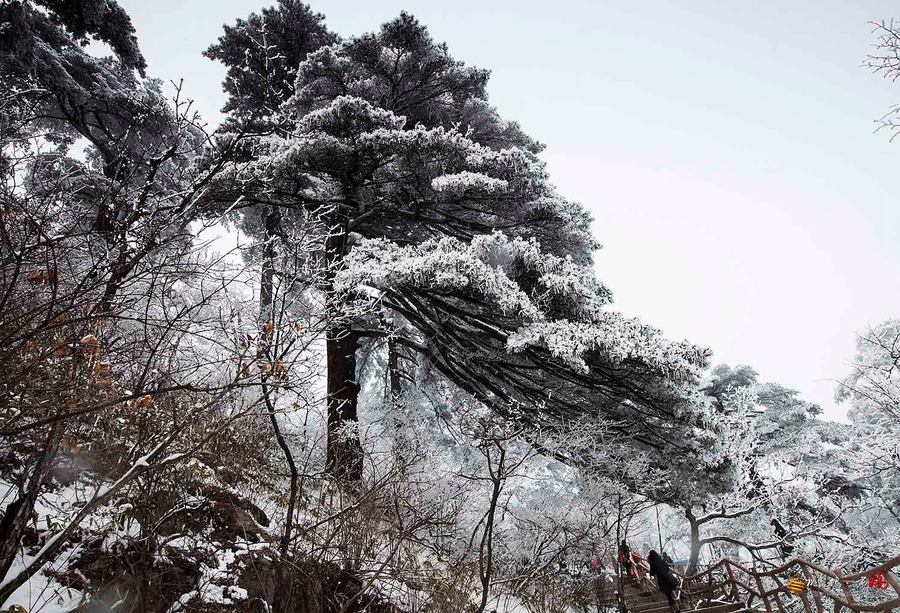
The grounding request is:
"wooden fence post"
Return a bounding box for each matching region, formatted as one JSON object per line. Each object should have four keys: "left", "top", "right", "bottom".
{"left": 725, "top": 563, "right": 739, "bottom": 602}
{"left": 755, "top": 573, "right": 774, "bottom": 613}
{"left": 882, "top": 567, "right": 900, "bottom": 599}
{"left": 800, "top": 564, "right": 824, "bottom": 613}
{"left": 769, "top": 574, "right": 789, "bottom": 613}
{"left": 836, "top": 572, "right": 855, "bottom": 609}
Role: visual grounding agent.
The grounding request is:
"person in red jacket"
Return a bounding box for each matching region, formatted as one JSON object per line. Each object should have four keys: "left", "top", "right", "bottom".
{"left": 631, "top": 548, "right": 650, "bottom": 581}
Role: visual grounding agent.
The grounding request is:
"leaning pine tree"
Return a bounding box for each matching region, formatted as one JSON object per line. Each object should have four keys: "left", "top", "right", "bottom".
{"left": 210, "top": 9, "right": 734, "bottom": 499}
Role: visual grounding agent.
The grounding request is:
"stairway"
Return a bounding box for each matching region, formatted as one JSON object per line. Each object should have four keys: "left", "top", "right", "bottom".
{"left": 617, "top": 574, "right": 752, "bottom": 613}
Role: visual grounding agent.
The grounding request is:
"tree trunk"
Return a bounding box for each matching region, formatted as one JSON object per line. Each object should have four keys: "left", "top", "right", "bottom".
{"left": 616, "top": 495, "right": 626, "bottom": 613}
{"left": 686, "top": 508, "right": 701, "bottom": 575}
{"left": 257, "top": 207, "right": 303, "bottom": 613}
{"left": 476, "top": 442, "right": 505, "bottom": 613}
{"left": 387, "top": 338, "right": 408, "bottom": 464}
{"left": 388, "top": 338, "right": 402, "bottom": 403}
{"left": 326, "top": 322, "right": 362, "bottom": 481}
{"left": 323, "top": 211, "right": 363, "bottom": 482}
{"left": 0, "top": 425, "right": 61, "bottom": 587}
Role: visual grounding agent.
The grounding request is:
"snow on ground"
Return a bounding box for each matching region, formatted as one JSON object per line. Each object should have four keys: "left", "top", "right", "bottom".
{"left": 0, "top": 475, "right": 118, "bottom": 611}
{"left": 1, "top": 537, "right": 86, "bottom": 612}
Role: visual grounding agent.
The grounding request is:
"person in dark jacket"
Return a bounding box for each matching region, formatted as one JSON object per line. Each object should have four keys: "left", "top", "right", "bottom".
{"left": 648, "top": 549, "right": 680, "bottom": 612}
{"left": 771, "top": 518, "right": 795, "bottom": 559}
{"left": 618, "top": 540, "right": 635, "bottom": 577}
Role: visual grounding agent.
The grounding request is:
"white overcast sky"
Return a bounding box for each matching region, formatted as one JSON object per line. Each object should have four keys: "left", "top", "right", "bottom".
{"left": 118, "top": 0, "right": 900, "bottom": 421}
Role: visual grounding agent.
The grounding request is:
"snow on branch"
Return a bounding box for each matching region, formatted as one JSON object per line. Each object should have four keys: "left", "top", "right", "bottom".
{"left": 336, "top": 234, "right": 543, "bottom": 321}
{"left": 431, "top": 171, "right": 508, "bottom": 195}
{"left": 507, "top": 318, "right": 708, "bottom": 381}
{"left": 297, "top": 95, "right": 406, "bottom": 134}
{"left": 337, "top": 231, "right": 707, "bottom": 384}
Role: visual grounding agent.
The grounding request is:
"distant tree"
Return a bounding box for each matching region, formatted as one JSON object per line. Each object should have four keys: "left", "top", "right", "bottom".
{"left": 838, "top": 319, "right": 900, "bottom": 421}
{"left": 677, "top": 357, "right": 900, "bottom": 574}
{"left": 868, "top": 18, "right": 900, "bottom": 139}
{"left": 833, "top": 321, "right": 900, "bottom": 563}
{"left": 681, "top": 365, "right": 836, "bottom": 572}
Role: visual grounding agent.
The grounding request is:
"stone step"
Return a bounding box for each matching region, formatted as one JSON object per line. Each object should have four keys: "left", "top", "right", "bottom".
{"left": 628, "top": 593, "right": 667, "bottom": 602}
{"left": 624, "top": 585, "right": 660, "bottom": 596}
{"left": 625, "top": 589, "right": 658, "bottom": 596}
{"left": 631, "top": 601, "right": 669, "bottom": 610}
{"left": 628, "top": 600, "right": 669, "bottom": 613}
{"left": 624, "top": 591, "right": 663, "bottom": 601}
{"left": 631, "top": 592, "right": 745, "bottom": 613}
{"left": 627, "top": 596, "right": 667, "bottom": 604}
{"left": 629, "top": 596, "right": 674, "bottom": 611}
{"left": 598, "top": 578, "right": 755, "bottom": 613}
{"left": 692, "top": 604, "right": 745, "bottom": 613}
{"left": 607, "top": 598, "right": 757, "bottom": 613}
{"left": 629, "top": 596, "right": 669, "bottom": 608}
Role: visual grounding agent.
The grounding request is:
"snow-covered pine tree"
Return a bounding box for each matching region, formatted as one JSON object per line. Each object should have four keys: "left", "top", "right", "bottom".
{"left": 204, "top": 0, "right": 337, "bottom": 131}
{"left": 209, "top": 10, "right": 734, "bottom": 497}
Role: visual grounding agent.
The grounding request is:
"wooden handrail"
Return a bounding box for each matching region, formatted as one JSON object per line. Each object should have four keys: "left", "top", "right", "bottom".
{"left": 686, "top": 555, "right": 900, "bottom": 583}
{"left": 679, "top": 554, "right": 900, "bottom": 613}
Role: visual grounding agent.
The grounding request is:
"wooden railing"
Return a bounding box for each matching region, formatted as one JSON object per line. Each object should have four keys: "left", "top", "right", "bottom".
{"left": 679, "top": 554, "right": 900, "bottom": 613}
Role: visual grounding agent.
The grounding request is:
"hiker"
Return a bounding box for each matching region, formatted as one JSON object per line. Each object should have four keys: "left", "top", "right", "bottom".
{"left": 663, "top": 552, "right": 683, "bottom": 599}
{"left": 648, "top": 549, "right": 681, "bottom": 612}
{"left": 618, "top": 540, "right": 635, "bottom": 577}
{"left": 662, "top": 551, "right": 674, "bottom": 566}
{"left": 771, "top": 518, "right": 795, "bottom": 559}
{"left": 631, "top": 548, "right": 650, "bottom": 581}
